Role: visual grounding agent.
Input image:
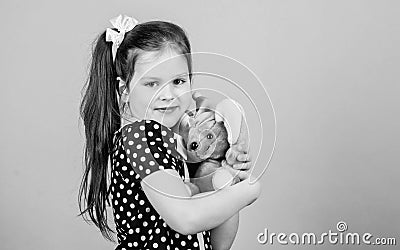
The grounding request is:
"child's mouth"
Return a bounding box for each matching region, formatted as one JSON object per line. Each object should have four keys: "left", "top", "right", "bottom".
{"left": 154, "top": 106, "right": 178, "bottom": 114}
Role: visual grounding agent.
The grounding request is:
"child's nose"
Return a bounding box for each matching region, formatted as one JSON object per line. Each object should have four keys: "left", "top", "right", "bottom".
{"left": 158, "top": 83, "right": 175, "bottom": 101}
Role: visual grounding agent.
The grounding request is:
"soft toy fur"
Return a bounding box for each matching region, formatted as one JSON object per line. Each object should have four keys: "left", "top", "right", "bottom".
{"left": 181, "top": 98, "right": 249, "bottom": 194}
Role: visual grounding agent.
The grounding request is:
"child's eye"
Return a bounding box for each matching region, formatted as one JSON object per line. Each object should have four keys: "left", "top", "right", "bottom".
{"left": 173, "top": 78, "right": 186, "bottom": 85}
{"left": 145, "top": 81, "right": 159, "bottom": 87}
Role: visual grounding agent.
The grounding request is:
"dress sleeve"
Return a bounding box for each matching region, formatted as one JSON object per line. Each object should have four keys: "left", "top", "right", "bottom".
{"left": 121, "top": 120, "right": 184, "bottom": 181}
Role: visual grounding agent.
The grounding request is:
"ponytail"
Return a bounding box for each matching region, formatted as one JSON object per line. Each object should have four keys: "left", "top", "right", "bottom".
{"left": 78, "top": 31, "right": 120, "bottom": 241}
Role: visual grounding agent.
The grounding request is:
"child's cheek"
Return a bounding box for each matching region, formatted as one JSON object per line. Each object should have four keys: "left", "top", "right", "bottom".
{"left": 179, "top": 89, "right": 193, "bottom": 110}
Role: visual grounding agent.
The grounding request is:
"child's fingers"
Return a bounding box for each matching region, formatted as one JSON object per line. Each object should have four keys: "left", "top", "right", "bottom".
{"left": 221, "top": 160, "right": 231, "bottom": 169}
{"left": 233, "top": 170, "right": 250, "bottom": 181}
{"left": 221, "top": 161, "right": 250, "bottom": 181}
{"left": 233, "top": 162, "right": 252, "bottom": 170}
{"left": 237, "top": 153, "right": 252, "bottom": 162}
{"left": 223, "top": 167, "right": 246, "bottom": 179}
{"left": 222, "top": 159, "right": 251, "bottom": 172}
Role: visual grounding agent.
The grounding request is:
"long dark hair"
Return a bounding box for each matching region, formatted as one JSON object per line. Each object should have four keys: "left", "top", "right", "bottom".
{"left": 78, "top": 20, "right": 193, "bottom": 241}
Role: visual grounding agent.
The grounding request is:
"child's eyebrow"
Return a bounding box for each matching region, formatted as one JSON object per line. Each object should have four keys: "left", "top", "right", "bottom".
{"left": 141, "top": 72, "right": 188, "bottom": 80}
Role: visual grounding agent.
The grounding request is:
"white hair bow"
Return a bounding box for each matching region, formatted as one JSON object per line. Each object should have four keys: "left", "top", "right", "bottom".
{"left": 105, "top": 15, "right": 139, "bottom": 61}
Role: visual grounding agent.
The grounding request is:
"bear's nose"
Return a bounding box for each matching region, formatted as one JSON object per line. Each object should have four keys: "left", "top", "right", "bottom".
{"left": 190, "top": 142, "right": 199, "bottom": 151}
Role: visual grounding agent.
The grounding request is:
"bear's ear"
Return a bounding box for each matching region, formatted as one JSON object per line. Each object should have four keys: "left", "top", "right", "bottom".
{"left": 215, "top": 99, "right": 244, "bottom": 145}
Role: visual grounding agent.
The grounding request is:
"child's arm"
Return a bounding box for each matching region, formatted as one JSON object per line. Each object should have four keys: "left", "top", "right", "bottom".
{"left": 121, "top": 120, "right": 260, "bottom": 236}
{"left": 141, "top": 169, "right": 260, "bottom": 235}
{"left": 210, "top": 213, "right": 239, "bottom": 250}
{"left": 208, "top": 152, "right": 252, "bottom": 249}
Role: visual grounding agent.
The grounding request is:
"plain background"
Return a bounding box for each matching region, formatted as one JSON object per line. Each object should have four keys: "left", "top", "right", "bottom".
{"left": 0, "top": 0, "right": 399, "bottom": 249}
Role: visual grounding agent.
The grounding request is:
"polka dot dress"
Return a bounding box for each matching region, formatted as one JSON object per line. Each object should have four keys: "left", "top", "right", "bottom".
{"left": 111, "top": 119, "right": 213, "bottom": 250}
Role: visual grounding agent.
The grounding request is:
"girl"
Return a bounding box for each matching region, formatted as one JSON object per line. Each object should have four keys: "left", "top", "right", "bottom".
{"left": 78, "top": 15, "right": 261, "bottom": 250}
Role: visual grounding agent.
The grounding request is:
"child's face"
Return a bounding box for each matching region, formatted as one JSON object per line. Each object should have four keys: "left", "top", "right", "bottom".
{"left": 127, "top": 48, "right": 193, "bottom": 128}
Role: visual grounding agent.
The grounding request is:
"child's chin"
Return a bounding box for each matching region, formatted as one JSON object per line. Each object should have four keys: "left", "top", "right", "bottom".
{"left": 155, "top": 117, "right": 180, "bottom": 129}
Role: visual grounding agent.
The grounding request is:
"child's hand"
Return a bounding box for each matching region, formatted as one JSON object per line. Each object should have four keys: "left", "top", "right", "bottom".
{"left": 184, "top": 182, "right": 200, "bottom": 196}
{"left": 221, "top": 150, "right": 252, "bottom": 184}
{"left": 222, "top": 155, "right": 252, "bottom": 173}
{"left": 225, "top": 146, "right": 252, "bottom": 168}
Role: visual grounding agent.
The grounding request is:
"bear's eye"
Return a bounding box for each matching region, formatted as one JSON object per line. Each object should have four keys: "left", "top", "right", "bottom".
{"left": 190, "top": 142, "right": 199, "bottom": 150}
{"left": 207, "top": 133, "right": 213, "bottom": 139}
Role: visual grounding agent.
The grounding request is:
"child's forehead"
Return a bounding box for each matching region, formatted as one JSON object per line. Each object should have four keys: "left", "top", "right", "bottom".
{"left": 134, "top": 49, "right": 188, "bottom": 78}
{"left": 136, "top": 47, "right": 182, "bottom": 65}
{"left": 136, "top": 50, "right": 164, "bottom": 65}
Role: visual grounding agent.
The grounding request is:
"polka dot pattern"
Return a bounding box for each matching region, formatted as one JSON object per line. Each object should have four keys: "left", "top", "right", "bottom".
{"left": 111, "top": 120, "right": 212, "bottom": 250}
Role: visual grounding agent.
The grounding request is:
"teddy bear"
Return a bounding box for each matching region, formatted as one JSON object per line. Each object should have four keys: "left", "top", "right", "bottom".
{"left": 180, "top": 97, "right": 249, "bottom": 194}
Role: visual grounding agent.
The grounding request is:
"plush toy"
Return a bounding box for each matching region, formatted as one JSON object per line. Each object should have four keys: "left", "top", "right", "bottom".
{"left": 181, "top": 98, "right": 249, "bottom": 194}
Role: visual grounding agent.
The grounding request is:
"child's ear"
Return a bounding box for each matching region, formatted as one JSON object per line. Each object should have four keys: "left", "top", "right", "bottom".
{"left": 117, "top": 77, "right": 128, "bottom": 95}
{"left": 117, "top": 80, "right": 130, "bottom": 105}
